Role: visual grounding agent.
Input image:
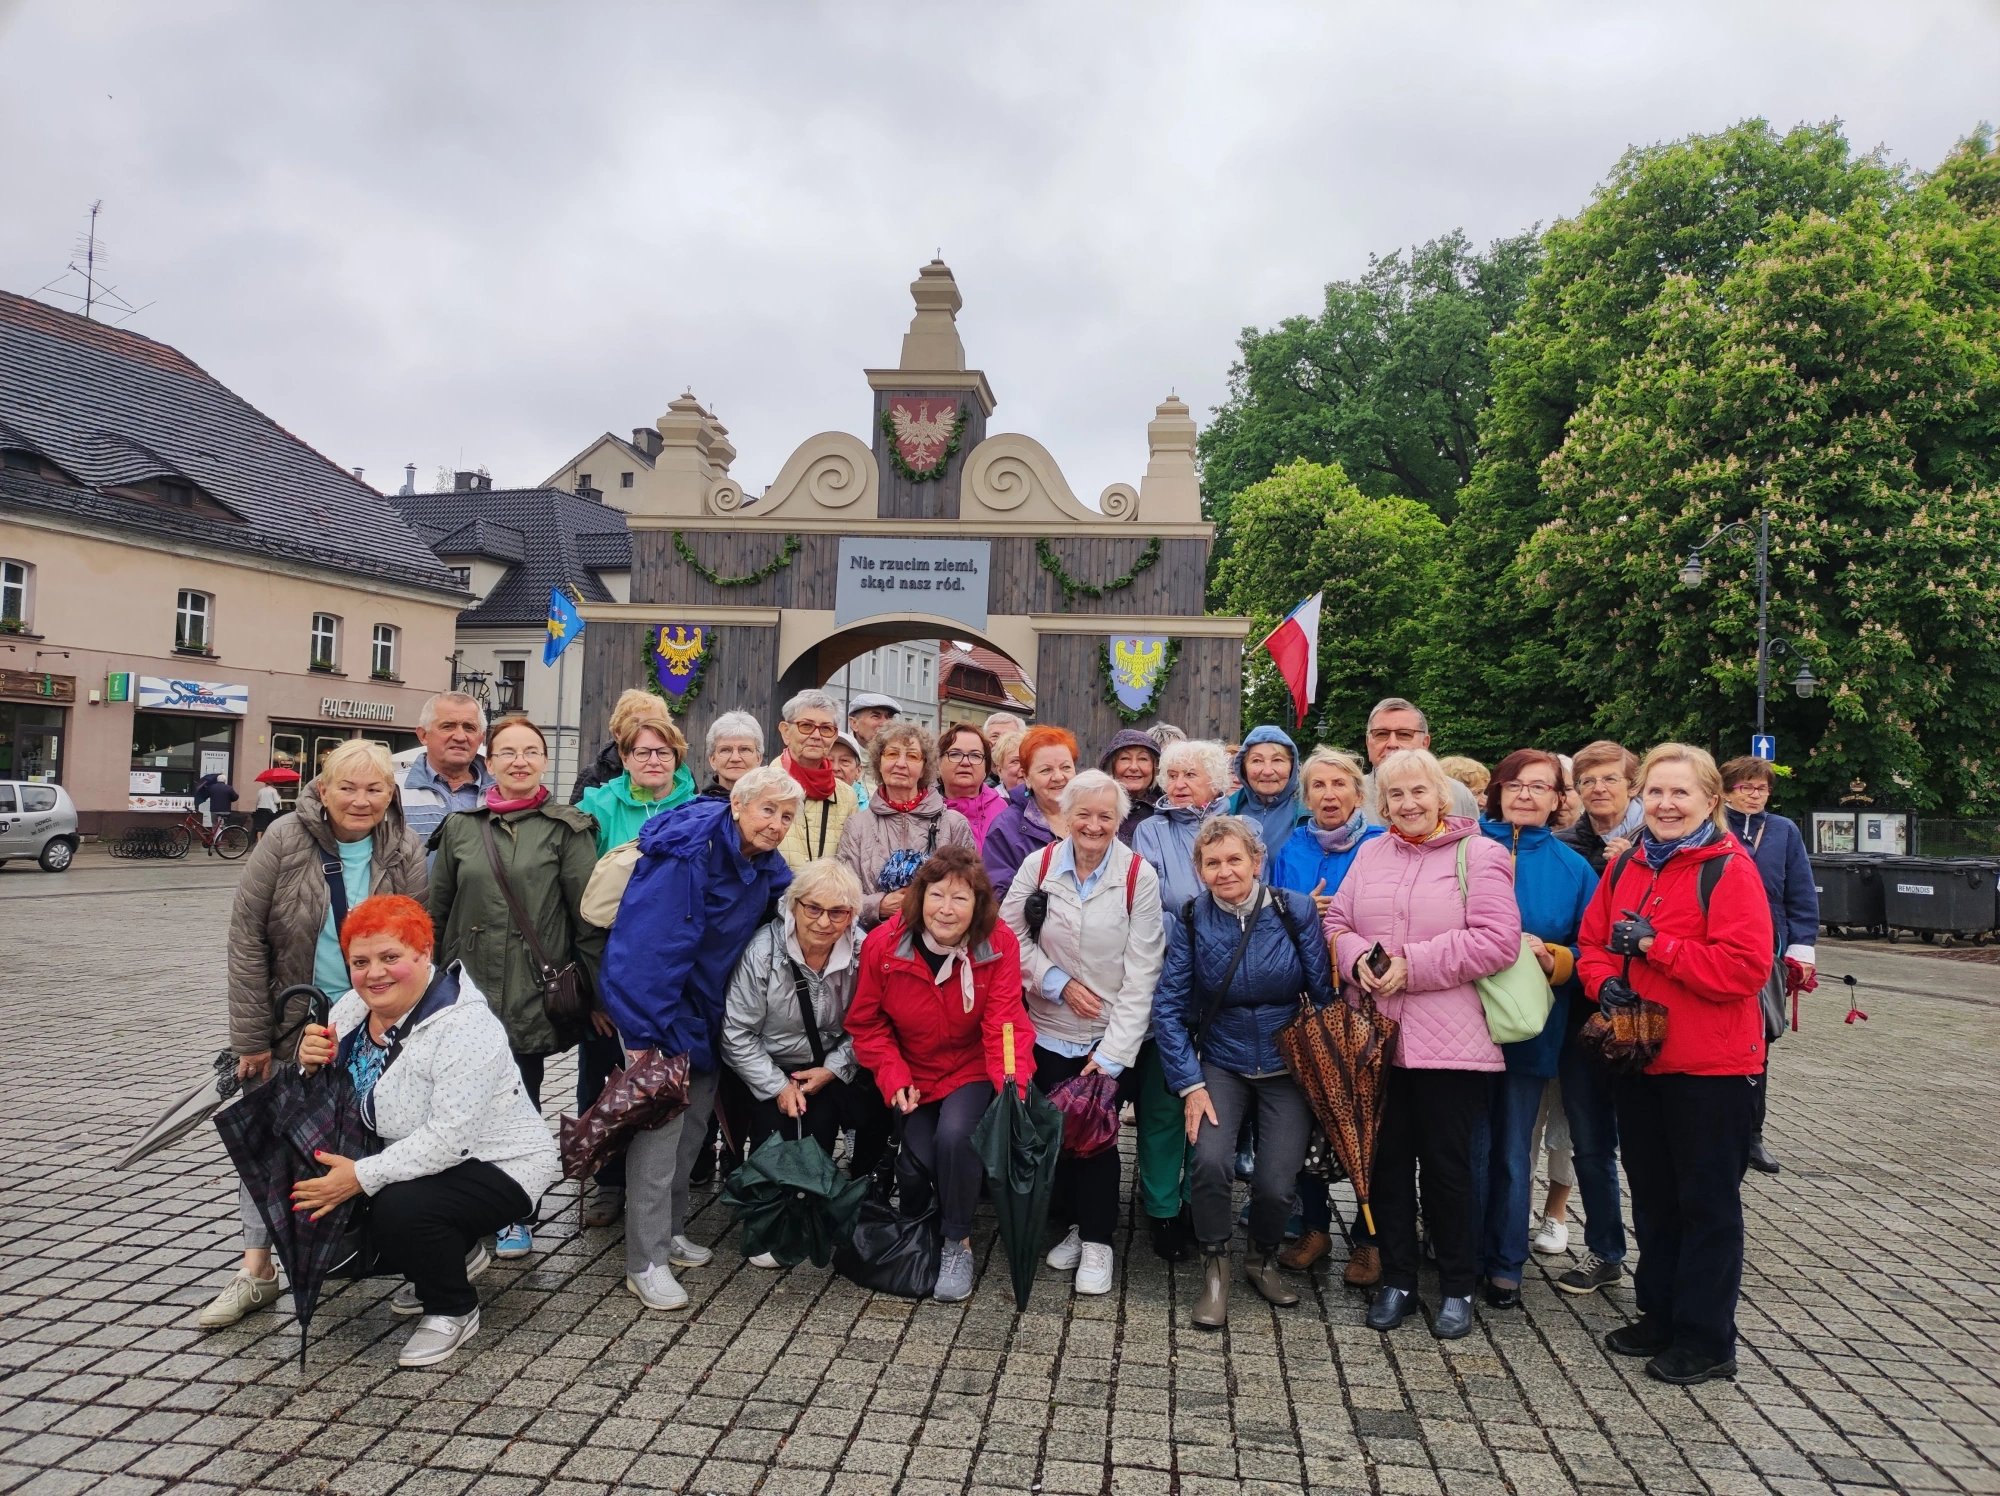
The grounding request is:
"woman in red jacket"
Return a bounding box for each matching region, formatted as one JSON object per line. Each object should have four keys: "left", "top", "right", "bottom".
{"left": 1577, "top": 743, "right": 1772, "bottom": 1387}
{"left": 847, "top": 845, "right": 1035, "bottom": 1303}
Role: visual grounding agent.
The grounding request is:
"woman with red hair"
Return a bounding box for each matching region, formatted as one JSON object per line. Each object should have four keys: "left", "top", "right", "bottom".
{"left": 289, "top": 895, "right": 559, "bottom": 1369}
{"left": 979, "top": 726, "right": 1077, "bottom": 901}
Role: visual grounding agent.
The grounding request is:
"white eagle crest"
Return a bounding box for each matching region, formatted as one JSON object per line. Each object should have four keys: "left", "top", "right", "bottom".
{"left": 891, "top": 401, "right": 959, "bottom": 466}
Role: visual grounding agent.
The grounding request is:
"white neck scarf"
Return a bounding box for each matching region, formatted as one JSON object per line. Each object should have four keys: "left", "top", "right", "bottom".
{"left": 921, "top": 929, "right": 977, "bottom": 1013}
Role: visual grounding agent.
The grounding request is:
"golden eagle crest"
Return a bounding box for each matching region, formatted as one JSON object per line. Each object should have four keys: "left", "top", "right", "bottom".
{"left": 1109, "top": 634, "right": 1171, "bottom": 712}
{"left": 651, "top": 624, "right": 710, "bottom": 696}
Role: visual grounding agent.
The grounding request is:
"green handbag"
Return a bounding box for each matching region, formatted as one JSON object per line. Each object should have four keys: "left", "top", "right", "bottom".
{"left": 1454, "top": 839, "right": 1554, "bottom": 1045}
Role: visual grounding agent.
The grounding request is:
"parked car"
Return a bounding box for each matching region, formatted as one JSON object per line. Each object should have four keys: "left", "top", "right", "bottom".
{"left": 0, "top": 781, "right": 78, "bottom": 872}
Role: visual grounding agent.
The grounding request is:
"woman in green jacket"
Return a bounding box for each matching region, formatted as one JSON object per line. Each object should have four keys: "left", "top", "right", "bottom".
{"left": 428, "top": 714, "right": 606, "bottom": 1256}
{"left": 578, "top": 690, "right": 697, "bottom": 855}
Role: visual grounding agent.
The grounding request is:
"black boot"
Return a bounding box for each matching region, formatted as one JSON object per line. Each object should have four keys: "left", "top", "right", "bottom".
{"left": 1747, "top": 1131, "right": 1780, "bottom": 1175}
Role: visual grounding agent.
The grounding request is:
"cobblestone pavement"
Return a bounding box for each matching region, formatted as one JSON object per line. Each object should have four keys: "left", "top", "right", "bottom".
{"left": 3, "top": 853, "right": 1997, "bottom": 1496}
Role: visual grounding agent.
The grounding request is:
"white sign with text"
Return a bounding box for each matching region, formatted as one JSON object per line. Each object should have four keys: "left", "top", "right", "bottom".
{"left": 833, "top": 537, "right": 991, "bottom": 633}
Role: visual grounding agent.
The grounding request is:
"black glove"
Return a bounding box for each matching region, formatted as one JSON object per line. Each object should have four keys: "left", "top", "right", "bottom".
{"left": 1607, "top": 912, "right": 1655, "bottom": 958}
{"left": 1596, "top": 974, "right": 1638, "bottom": 1009}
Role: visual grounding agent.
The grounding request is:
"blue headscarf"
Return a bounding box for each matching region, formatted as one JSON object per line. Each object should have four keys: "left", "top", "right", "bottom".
{"left": 1638, "top": 818, "right": 1720, "bottom": 870}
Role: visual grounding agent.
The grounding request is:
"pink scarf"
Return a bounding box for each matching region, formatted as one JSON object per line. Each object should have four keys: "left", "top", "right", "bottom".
{"left": 922, "top": 930, "right": 977, "bottom": 1013}
{"left": 486, "top": 784, "right": 550, "bottom": 814}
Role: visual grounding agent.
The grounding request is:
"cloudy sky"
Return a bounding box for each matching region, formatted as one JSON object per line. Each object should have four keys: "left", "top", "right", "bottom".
{"left": 2, "top": 2, "right": 1995, "bottom": 507}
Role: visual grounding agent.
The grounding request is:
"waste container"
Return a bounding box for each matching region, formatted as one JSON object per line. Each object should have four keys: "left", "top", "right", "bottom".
{"left": 1810, "top": 854, "right": 1885, "bottom": 938}
{"left": 1878, "top": 856, "right": 2000, "bottom": 944}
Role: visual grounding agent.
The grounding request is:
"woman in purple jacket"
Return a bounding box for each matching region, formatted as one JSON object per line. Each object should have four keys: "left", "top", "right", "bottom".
{"left": 1324, "top": 748, "right": 1522, "bottom": 1340}
{"left": 980, "top": 726, "right": 1076, "bottom": 901}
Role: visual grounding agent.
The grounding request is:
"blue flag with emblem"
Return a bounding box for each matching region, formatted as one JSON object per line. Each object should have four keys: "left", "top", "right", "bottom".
{"left": 544, "top": 587, "right": 584, "bottom": 666}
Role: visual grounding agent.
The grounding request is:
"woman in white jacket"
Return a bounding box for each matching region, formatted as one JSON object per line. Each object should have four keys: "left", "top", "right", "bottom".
{"left": 292, "top": 894, "right": 558, "bottom": 1369}
{"left": 999, "top": 770, "right": 1165, "bottom": 1296}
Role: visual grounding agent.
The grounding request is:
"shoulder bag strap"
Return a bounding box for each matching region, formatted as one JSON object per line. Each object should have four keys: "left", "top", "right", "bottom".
{"left": 320, "top": 847, "right": 350, "bottom": 935}
{"left": 812, "top": 798, "right": 831, "bottom": 859}
{"left": 1606, "top": 843, "right": 1646, "bottom": 982}
{"left": 479, "top": 815, "right": 559, "bottom": 979}
{"left": 1125, "top": 850, "right": 1140, "bottom": 912}
{"left": 1696, "top": 851, "right": 1732, "bottom": 917}
{"left": 925, "top": 813, "right": 942, "bottom": 854}
{"left": 784, "top": 957, "right": 829, "bottom": 1068}
{"left": 1193, "top": 889, "right": 1263, "bottom": 1049}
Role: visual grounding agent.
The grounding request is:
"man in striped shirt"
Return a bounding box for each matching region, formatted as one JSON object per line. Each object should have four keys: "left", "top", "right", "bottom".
{"left": 397, "top": 692, "right": 493, "bottom": 851}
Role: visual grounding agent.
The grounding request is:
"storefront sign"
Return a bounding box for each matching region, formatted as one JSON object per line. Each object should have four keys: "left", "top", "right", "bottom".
{"left": 137, "top": 676, "right": 249, "bottom": 715}
{"left": 129, "top": 770, "right": 163, "bottom": 794}
{"left": 321, "top": 698, "right": 397, "bottom": 722}
{"left": 105, "top": 672, "right": 132, "bottom": 703}
{"left": 0, "top": 669, "right": 76, "bottom": 704}
{"left": 129, "top": 794, "right": 195, "bottom": 812}
{"left": 834, "top": 537, "right": 991, "bottom": 633}
{"left": 200, "top": 750, "right": 232, "bottom": 777}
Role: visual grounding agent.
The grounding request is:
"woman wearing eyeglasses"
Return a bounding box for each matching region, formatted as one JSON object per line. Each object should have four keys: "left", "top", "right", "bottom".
{"left": 722, "top": 858, "right": 889, "bottom": 1265}
{"left": 578, "top": 691, "right": 697, "bottom": 856}
{"left": 427, "top": 714, "right": 607, "bottom": 1258}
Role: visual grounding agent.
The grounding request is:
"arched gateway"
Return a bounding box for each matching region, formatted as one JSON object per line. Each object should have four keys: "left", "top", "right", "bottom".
{"left": 556, "top": 260, "right": 1250, "bottom": 756}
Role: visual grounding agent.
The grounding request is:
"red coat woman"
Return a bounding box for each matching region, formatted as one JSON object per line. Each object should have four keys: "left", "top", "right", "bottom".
{"left": 845, "top": 845, "right": 1035, "bottom": 1303}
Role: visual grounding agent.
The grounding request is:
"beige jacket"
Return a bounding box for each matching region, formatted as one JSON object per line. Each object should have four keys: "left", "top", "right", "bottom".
{"left": 778, "top": 777, "right": 858, "bottom": 871}
{"left": 836, "top": 787, "right": 976, "bottom": 926}
{"left": 226, "top": 783, "right": 427, "bottom": 1058}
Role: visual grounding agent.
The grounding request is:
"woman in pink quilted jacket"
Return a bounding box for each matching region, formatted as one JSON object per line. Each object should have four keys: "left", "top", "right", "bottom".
{"left": 1324, "top": 748, "right": 1522, "bottom": 1341}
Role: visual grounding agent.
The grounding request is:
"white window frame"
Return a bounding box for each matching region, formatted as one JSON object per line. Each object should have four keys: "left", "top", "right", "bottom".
{"left": 0, "top": 559, "right": 28, "bottom": 627}
{"left": 176, "top": 589, "right": 212, "bottom": 650}
{"left": 310, "top": 613, "right": 340, "bottom": 669}
{"left": 920, "top": 654, "right": 933, "bottom": 694}
{"left": 903, "top": 652, "right": 915, "bottom": 689}
{"left": 371, "top": 624, "right": 398, "bottom": 678}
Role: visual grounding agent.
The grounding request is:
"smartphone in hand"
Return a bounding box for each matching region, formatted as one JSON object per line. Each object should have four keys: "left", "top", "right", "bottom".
{"left": 1366, "top": 942, "right": 1392, "bottom": 977}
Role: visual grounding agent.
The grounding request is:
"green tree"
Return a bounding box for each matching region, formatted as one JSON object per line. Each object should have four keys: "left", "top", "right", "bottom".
{"left": 1212, "top": 460, "right": 1450, "bottom": 746}
{"left": 1432, "top": 120, "right": 1905, "bottom": 756}
{"left": 1199, "top": 229, "right": 1539, "bottom": 578}
{"left": 1518, "top": 190, "right": 2000, "bottom": 810}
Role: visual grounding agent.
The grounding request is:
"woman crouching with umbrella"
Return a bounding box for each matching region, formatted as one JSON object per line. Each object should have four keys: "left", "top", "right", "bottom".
{"left": 845, "top": 845, "right": 1035, "bottom": 1304}
{"left": 291, "top": 894, "right": 558, "bottom": 1368}
{"left": 1154, "top": 815, "right": 1334, "bottom": 1331}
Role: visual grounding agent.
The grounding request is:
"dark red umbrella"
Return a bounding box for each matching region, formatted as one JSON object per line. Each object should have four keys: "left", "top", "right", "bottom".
{"left": 1046, "top": 1071, "right": 1120, "bottom": 1160}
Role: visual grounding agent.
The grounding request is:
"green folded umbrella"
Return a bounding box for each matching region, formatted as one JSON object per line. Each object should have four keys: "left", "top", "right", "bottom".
{"left": 971, "top": 1024, "right": 1065, "bottom": 1311}
{"left": 720, "top": 1126, "right": 870, "bottom": 1269}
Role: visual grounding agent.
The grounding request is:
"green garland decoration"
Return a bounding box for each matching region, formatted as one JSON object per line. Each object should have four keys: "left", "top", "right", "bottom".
{"left": 1099, "top": 635, "right": 1181, "bottom": 725}
{"left": 880, "top": 403, "right": 968, "bottom": 483}
{"left": 673, "top": 531, "right": 801, "bottom": 586}
{"left": 641, "top": 625, "right": 711, "bottom": 718}
{"left": 1037, "top": 535, "right": 1164, "bottom": 610}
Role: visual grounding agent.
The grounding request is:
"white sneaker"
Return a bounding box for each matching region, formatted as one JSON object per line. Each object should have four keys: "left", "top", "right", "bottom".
{"left": 197, "top": 1268, "right": 282, "bottom": 1329}
{"left": 1075, "top": 1242, "right": 1114, "bottom": 1296}
{"left": 626, "top": 1263, "right": 689, "bottom": 1311}
{"left": 1532, "top": 1218, "right": 1570, "bottom": 1255}
{"left": 398, "top": 1309, "right": 479, "bottom": 1367}
{"left": 668, "top": 1234, "right": 713, "bottom": 1269}
{"left": 391, "top": 1242, "right": 492, "bottom": 1316}
{"left": 1045, "top": 1225, "right": 1083, "bottom": 1272}
{"left": 748, "top": 1251, "right": 782, "bottom": 1270}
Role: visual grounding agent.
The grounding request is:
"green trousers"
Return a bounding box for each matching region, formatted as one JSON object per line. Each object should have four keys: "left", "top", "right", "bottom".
{"left": 1135, "top": 1039, "right": 1192, "bottom": 1220}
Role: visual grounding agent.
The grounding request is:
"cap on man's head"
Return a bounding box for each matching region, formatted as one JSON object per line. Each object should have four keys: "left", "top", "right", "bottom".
{"left": 848, "top": 692, "right": 901, "bottom": 716}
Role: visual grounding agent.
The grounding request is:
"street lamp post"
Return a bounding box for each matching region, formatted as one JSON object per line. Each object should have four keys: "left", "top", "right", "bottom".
{"left": 1678, "top": 509, "right": 1817, "bottom": 744}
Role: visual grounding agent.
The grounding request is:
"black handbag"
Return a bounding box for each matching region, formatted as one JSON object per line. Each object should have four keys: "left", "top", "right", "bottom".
{"left": 480, "top": 816, "right": 591, "bottom": 1033}
{"left": 833, "top": 1119, "right": 942, "bottom": 1299}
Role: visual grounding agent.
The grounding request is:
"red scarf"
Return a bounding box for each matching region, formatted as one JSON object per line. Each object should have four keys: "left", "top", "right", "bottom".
{"left": 486, "top": 784, "right": 550, "bottom": 814}
{"left": 878, "top": 790, "right": 926, "bottom": 814}
{"left": 781, "top": 749, "right": 836, "bottom": 802}
{"left": 1389, "top": 818, "right": 1446, "bottom": 845}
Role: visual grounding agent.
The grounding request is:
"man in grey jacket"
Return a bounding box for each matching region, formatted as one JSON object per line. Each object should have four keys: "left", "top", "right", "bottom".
{"left": 1359, "top": 697, "right": 1479, "bottom": 824}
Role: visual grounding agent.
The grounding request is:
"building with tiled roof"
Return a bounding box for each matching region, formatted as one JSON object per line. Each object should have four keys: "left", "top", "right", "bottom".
{"left": 938, "top": 639, "right": 1034, "bottom": 728}
{"left": 0, "top": 289, "right": 466, "bottom": 833}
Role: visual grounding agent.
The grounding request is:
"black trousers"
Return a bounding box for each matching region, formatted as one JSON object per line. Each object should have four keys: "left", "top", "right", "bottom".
{"left": 576, "top": 1028, "right": 628, "bottom": 1190}
{"left": 1373, "top": 1066, "right": 1490, "bottom": 1298}
{"left": 1614, "top": 1071, "right": 1755, "bottom": 1362}
{"left": 899, "top": 1082, "right": 994, "bottom": 1243}
{"left": 512, "top": 1051, "right": 547, "bottom": 1110}
{"left": 748, "top": 1072, "right": 891, "bottom": 1176}
{"left": 1033, "top": 1048, "right": 1137, "bottom": 1246}
{"left": 370, "top": 1160, "right": 532, "bottom": 1316}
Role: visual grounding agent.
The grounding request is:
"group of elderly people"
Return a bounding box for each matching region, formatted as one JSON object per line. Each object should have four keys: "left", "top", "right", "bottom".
{"left": 202, "top": 685, "right": 1786, "bottom": 1388}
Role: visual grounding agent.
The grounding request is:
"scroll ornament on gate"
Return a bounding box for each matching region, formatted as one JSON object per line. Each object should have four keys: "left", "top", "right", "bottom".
{"left": 882, "top": 397, "right": 967, "bottom": 483}
{"left": 647, "top": 623, "right": 713, "bottom": 716}
{"left": 1101, "top": 634, "right": 1180, "bottom": 725}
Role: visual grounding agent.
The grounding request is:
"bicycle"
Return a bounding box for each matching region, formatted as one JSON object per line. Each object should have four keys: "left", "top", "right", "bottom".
{"left": 165, "top": 809, "right": 252, "bottom": 861}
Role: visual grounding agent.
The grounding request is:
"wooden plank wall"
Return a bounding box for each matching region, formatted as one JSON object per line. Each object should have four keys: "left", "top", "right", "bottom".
{"left": 988, "top": 535, "right": 1207, "bottom": 617}
{"left": 1033, "top": 631, "right": 1243, "bottom": 756}
{"left": 575, "top": 620, "right": 779, "bottom": 776}
{"left": 872, "top": 391, "right": 987, "bottom": 521}
{"left": 576, "top": 621, "right": 642, "bottom": 771}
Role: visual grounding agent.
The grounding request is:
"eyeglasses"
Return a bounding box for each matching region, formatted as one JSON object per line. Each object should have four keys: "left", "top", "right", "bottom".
{"left": 628, "top": 748, "right": 676, "bottom": 763}
{"left": 788, "top": 721, "right": 837, "bottom": 738}
{"left": 796, "top": 901, "right": 854, "bottom": 926}
{"left": 491, "top": 747, "right": 546, "bottom": 763}
{"left": 1503, "top": 780, "right": 1559, "bottom": 797}
{"left": 942, "top": 749, "right": 987, "bottom": 764}
{"left": 1576, "top": 774, "right": 1626, "bottom": 790}
{"left": 1367, "top": 726, "right": 1425, "bottom": 744}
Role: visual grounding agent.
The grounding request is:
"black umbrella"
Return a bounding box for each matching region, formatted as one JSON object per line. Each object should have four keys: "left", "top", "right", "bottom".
{"left": 970, "top": 1024, "right": 1064, "bottom": 1311}
{"left": 117, "top": 1049, "right": 244, "bottom": 1170}
{"left": 212, "top": 987, "right": 372, "bottom": 1369}
{"left": 719, "top": 1121, "right": 869, "bottom": 1269}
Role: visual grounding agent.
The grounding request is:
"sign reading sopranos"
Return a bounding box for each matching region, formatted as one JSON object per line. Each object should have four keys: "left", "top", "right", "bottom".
{"left": 321, "top": 698, "right": 397, "bottom": 722}
{"left": 137, "top": 676, "right": 249, "bottom": 715}
{"left": 834, "top": 537, "right": 991, "bottom": 634}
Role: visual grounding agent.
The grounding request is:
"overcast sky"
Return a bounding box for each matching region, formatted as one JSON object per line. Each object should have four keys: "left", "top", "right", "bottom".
{"left": 2, "top": 2, "right": 1995, "bottom": 508}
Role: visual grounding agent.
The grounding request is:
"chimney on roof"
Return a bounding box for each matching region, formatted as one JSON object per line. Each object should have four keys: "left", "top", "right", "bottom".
{"left": 454, "top": 470, "right": 492, "bottom": 493}
{"left": 400, "top": 463, "right": 417, "bottom": 496}
{"left": 352, "top": 466, "right": 365, "bottom": 481}
{"left": 632, "top": 427, "right": 663, "bottom": 459}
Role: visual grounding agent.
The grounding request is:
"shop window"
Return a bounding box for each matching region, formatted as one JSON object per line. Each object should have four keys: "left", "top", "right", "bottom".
{"left": 0, "top": 703, "right": 64, "bottom": 783}
{"left": 131, "top": 712, "right": 236, "bottom": 807}
{"left": 1, "top": 559, "right": 28, "bottom": 631}
{"left": 310, "top": 613, "right": 340, "bottom": 671}
{"left": 176, "top": 589, "right": 212, "bottom": 652}
{"left": 270, "top": 731, "right": 306, "bottom": 808}
{"left": 371, "top": 624, "right": 399, "bottom": 679}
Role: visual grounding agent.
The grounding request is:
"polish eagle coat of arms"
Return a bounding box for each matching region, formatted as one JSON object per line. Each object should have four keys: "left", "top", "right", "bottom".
{"left": 1109, "top": 635, "right": 1170, "bottom": 713}
{"left": 884, "top": 398, "right": 965, "bottom": 481}
{"left": 651, "top": 623, "right": 711, "bottom": 698}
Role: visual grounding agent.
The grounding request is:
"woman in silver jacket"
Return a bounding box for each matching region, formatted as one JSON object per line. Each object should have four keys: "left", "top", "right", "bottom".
{"left": 999, "top": 770, "right": 1165, "bottom": 1297}
{"left": 720, "top": 859, "right": 890, "bottom": 1264}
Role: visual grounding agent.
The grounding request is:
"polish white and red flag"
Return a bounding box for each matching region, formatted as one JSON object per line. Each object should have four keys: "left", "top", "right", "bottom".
{"left": 1257, "top": 593, "right": 1322, "bottom": 724}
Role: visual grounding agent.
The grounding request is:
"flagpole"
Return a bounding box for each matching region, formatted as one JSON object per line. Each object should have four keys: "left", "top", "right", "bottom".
{"left": 556, "top": 642, "right": 569, "bottom": 795}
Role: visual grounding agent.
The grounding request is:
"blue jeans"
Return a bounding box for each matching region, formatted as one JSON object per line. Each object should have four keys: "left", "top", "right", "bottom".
{"left": 1479, "top": 1070, "right": 1548, "bottom": 1285}
{"left": 1559, "top": 1024, "right": 1626, "bottom": 1263}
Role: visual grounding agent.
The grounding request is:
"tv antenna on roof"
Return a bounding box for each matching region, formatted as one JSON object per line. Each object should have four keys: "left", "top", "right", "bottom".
{"left": 35, "top": 201, "right": 153, "bottom": 323}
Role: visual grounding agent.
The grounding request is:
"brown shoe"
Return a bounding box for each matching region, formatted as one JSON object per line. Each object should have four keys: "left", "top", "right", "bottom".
{"left": 582, "top": 1187, "right": 624, "bottom": 1228}
{"left": 1278, "top": 1230, "right": 1332, "bottom": 1271}
{"left": 1244, "top": 1248, "right": 1300, "bottom": 1307}
{"left": 1191, "top": 1252, "right": 1230, "bottom": 1330}
{"left": 1343, "top": 1243, "right": 1382, "bottom": 1289}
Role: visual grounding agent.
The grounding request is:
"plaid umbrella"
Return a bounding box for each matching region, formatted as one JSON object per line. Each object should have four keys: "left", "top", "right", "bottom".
{"left": 1275, "top": 992, "right": 1397, "bottom": 1235}
{"left": 212, "top": 990, "right": 372, "bottom": 1369}
{"left": 719, "top": 1122, "right": 869, "bottom": 1268}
